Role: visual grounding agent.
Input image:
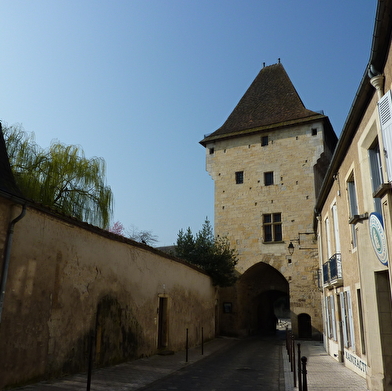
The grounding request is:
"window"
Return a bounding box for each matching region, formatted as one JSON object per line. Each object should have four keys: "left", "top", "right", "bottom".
{"left": 347, "top": 174, "right": 358, "bottom": 248}
{"left": 209, "top": 147, "right": 215, "bottom": 155}
{"left": 261, "top": 136, "right": 268, "bottom": 146}
{"left": 339, "top": 290, "right": 355, "bottom": 350}
{"left": 357, "top": 289, "right": 366, "bottom": 354}
{"left": 378, "top": 90, "right": 392, "bottom": 181}
{"left": 235, "top": 171, "right": 244, "bottom": 184}
{"left": 264, "top": 171, "right": 274, "bottom": 186}
{"left": 369, "top": 140, "right": 383, "bottom": 214}
{"left": 325, "top": 295, "right": 337, "bottom": 340}
{"left": 331, "top": 204, "right": 341, "bottom": 254}
{"left": 325, "top": 217, "right": 332, "bottom": 259}
{"left": 312, "top": 128, "right": 318, "bottom": 136}
{"left": 263, "top": 213, "right": 282, "bottom": 242}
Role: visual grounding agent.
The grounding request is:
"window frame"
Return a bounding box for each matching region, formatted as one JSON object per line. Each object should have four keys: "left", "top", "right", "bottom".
{"left": 263, "top": 213, "right": 282, "bottom": 242}
{"left": 368, "top": 139, "right": 383, "bottom": 214}
{"left": 339, "top": 290, "right": 355, "bottom": 351}
{"left": 325, "top": 295, "right": 337, "bottom": 341}
{"left": 347, "top": 173, "right": 358, "bottom": 248}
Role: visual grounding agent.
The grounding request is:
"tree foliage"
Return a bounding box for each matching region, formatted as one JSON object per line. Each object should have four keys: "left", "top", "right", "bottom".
{"left": 109, "top": 221, "right": 158, "bottom": 246}
{"left": 176, "top": 218, "right": 238, "bottom": 287}
{"left": 109, "top": 221, "right": 125, "bottom": 236}
{"left": 129, "top": 228, "right": 158, "bottom": 246}
{"left": 3, "top": 124, "right": 113, "bottom": 228}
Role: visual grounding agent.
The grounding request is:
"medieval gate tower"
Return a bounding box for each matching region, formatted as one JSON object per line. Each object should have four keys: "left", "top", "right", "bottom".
{"left": 201, "top": 63, "right": 337, "bottom": 338}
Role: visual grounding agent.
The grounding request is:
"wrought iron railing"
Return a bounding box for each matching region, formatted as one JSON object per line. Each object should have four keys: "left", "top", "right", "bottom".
{"left": 322, "top": 253, "right": 342, "bottom": 286}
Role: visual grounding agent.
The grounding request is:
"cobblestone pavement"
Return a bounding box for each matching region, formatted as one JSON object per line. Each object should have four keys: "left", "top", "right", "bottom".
{"left": 12, "top": 330, "right": 370, "bottom": 391}
{"left": 12, "top": 337, "right": 239, "bottom": 391}
{"left": 139, "top": 333, "right": 284, "bottom": 391}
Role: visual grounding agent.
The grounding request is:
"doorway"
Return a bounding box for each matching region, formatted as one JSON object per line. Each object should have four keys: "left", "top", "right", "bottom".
{"left": 298, "top": 313, "right": 312, "bottom": 339}
{"left": 375, "top": 271, "right": 392, "bottom": 388}
{"left": 157, "top": 297, "right": 168, "bottom": 349}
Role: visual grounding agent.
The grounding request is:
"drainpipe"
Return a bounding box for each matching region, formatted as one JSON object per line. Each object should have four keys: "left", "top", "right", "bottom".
{"left": 0, "top": 204, "right": 27, "bottom": 323}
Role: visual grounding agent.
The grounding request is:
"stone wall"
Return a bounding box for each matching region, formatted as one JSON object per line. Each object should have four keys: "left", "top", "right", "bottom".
{"left": 0, "top": 197, "right": 216, "bottom": 388}
{"left": 206, "top": 122, "right": 331, "bottom": 337}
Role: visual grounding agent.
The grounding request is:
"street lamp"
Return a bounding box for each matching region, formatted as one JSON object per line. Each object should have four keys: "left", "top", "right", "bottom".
{"left": 288, "top": 241, "right": 294, "bottom": 255}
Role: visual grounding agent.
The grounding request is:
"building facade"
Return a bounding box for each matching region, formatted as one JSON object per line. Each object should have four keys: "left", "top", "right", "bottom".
{"left": 201, "top": 63, "right": 337, "bottom": 337}
{"left": 315, "top": 1, "right": 392, "bottom": 390}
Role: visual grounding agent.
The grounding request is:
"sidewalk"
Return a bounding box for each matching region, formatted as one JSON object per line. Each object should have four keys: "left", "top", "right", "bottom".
{"left": 282, "top": 340, "right": 370, "bottom": 391}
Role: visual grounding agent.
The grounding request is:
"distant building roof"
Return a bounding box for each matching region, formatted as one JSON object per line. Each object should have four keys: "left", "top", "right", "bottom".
{"left": 201, "top": 63, "right": 325, "bottom": 145}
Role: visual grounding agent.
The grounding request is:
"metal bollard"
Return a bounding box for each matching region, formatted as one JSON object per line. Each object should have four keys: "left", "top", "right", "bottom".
{"left": 86, "top": 331, "right": 94, "bottom": 391}
{"left": 201, "top": 327, "right": 204, "bottom": 355}
{"left": 297, "top": 343, "right": 302, "bottom": 391}
{"left": 301, "top": 356, "right": 308, "bottom": 391}
{"left": 286, "top": 327, "right": 289, "bottom": 353}
{"left": 292, "top": 334, "right": 296, "bottom": 387}
{"left": 186, "top": 328, "right": 189, "bottom": 362}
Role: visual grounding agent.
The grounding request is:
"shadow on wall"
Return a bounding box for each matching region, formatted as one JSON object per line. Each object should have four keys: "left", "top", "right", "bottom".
{"left": 61, "top": 294, "right": 143, "bottom": 376}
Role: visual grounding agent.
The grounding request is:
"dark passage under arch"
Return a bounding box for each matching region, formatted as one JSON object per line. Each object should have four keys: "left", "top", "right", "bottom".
{"left": 237, "top": 262, "right": 290, "bottom": 334}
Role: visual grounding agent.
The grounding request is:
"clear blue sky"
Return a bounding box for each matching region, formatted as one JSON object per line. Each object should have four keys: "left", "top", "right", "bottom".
{"left": 1, "top": 1, "right": 377, "bottom": 246}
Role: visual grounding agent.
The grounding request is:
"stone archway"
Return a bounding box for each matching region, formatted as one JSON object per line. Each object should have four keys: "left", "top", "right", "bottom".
{"left": 219, "top": 262, "right": 289, "bottom": 336}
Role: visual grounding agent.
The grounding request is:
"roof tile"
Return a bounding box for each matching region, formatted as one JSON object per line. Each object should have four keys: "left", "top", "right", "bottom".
{"left": 203, "top": 63, "right": 320, "bottom": 141}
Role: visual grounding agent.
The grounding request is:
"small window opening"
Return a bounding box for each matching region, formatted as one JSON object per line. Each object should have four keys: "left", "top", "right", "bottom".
{"left": 209, "top": 147, "right": 214, "bottom": 154}
{"left": 261, "top": 136, "right": 269, "bottom": 146}
{"left": 235, "top": 171, "right": 244, "bottom": 184}
{"left": 312, "top": 128, "right": 317, "bottom": 136}
{"left": 264, "top": 171, "right": 274, "bottom": 186}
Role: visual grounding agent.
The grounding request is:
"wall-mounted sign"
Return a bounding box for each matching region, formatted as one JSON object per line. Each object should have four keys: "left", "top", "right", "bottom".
{"left": 369, "top": 212, "right": 388, "bottom": 266}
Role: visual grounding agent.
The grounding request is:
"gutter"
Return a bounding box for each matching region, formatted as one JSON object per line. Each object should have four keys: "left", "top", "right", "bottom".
{"left": 0, "top": 204, "right": 27, "bottom": 322}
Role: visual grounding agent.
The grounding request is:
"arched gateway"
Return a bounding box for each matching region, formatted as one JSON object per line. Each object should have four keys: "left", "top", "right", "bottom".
{"left": 219, "top": 262, "right": 289, "bottom": 336}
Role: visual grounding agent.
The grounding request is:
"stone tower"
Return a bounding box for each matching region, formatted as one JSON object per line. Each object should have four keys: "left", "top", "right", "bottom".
{"left": 200, "top": 63, "right": 337, "bottom": 337}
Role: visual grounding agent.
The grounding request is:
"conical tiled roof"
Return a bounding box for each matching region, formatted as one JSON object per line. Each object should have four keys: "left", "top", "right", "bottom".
{"left": 201, "top": 63, "right": 323, "bottom": 144}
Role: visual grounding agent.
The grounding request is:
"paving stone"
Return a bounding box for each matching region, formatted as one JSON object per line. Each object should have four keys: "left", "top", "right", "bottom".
{"left": 13, "top": 333, "right": 370, "bottom": 391}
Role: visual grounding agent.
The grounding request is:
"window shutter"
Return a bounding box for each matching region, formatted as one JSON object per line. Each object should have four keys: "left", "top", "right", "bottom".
{"left": 346, "top": 290, "right": 356, "bottom": 351}
{"left": 332, "top": 204, "right": 341, "bottom": 253}
{"left": 325, "top": 297, "right": 331, "bottom": 338}
{"left": 347, "top": 180, "right": 358, "bottom": 216}
{"left": 325, "top": 217, "right": 332, "bottom": 259}
{"left": 369, "top": 147, "right": 382, "bottom": 191}
{"left": 340, "top": 292, "right": 348, "bottom": 347}
{"left": 331, "top": 295, "right": 337, "bottom": 341}
{"left": 378, "top": 90, "right": 392, "bottom": 181}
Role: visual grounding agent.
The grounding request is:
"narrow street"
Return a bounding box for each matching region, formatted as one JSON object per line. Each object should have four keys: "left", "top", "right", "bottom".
{"left": 140, "top": 332, "right": 285, "bottom": 391}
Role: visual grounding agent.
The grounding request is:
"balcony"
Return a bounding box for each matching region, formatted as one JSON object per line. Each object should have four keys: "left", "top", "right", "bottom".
{"left": 322, "top": 253, "right": 343, "bottom": 288}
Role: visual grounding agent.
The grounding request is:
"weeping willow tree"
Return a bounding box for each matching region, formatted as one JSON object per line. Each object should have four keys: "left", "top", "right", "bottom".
{"left": 3, "top": 124, "right": 113, "bottom": 229}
